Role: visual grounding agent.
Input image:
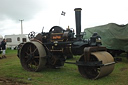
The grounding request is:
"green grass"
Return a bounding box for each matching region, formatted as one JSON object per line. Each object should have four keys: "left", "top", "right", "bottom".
{"left": 0, "top": 49, "right": 128, "bottom": 85}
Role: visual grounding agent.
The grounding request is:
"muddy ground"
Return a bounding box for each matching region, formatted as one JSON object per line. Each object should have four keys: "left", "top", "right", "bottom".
{"left": 0, "top": 77, "right": 31, "bottom": 85}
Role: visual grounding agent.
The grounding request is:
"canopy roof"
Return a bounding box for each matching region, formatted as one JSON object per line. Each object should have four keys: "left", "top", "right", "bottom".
{"left": 84, "top": 23, "right": 128, "bottom": 51}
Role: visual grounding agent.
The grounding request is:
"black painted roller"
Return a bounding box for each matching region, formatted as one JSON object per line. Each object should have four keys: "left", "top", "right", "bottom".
{"left": 78, "top": 51, "right": 115, "bottom": 79}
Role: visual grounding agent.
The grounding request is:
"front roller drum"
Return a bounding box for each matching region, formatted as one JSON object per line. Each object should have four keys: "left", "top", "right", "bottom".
{"left": 78, "top": 51, "right": 115, "bottom": 79}
{"left": 19, "top": 41, "right": 47, "bottom": 72}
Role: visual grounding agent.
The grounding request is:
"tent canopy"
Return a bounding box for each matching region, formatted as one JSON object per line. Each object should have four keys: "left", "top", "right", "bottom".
{"left": 84, "top": 23, "right": 128, "bottom": 52}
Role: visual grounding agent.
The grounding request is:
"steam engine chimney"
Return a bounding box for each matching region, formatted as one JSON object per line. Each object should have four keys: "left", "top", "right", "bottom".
{"left": 74, "top": 8, "right": 82, "bottom": 40}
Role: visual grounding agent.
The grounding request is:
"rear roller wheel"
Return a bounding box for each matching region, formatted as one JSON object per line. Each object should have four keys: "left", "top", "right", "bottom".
{"left": 78, "top": 51, "right": 115, "bottom": 79}
{"left": 19, "top": 41, "right": 47, "bottom": 72}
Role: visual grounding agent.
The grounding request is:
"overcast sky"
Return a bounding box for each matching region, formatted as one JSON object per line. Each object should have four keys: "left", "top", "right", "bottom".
{"left": 0, "top": 0, "right": 128, "bottom": 36}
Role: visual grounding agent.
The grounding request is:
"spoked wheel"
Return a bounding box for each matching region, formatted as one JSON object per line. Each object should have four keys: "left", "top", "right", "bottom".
{"left": 28, "top": 31, "right": 35, "bottom": 40}
{"left": 19, "top": 41, "right": 47, "bottom": 72}
{"left": 78, "top": 51, "right": 115, "bottom": 79}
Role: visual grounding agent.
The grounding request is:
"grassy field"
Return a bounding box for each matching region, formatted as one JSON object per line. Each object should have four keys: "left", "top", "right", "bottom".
{"left": 0, "top": 49, "right": 128, "bottom": 85}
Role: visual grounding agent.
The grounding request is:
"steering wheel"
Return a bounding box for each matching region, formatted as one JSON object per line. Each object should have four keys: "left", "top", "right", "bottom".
{"left": 28, "top": 31, "right": 35, "bottom": 39}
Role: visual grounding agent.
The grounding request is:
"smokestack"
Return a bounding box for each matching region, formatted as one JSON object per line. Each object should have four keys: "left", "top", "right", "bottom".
{"left": 74, "top": 8, "right": 82, "bottom": 39}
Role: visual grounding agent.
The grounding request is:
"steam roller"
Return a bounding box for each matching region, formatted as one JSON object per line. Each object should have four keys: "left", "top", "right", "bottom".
{"left": 18, "top": 8, "right": 115, "bottom": 79}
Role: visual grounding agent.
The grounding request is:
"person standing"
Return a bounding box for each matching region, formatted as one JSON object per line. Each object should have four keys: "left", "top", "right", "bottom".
{"left": 0, "top": 42, "right": 1, "bottom": 51}
{"left": 1, "top": 39, "right": 6, "bottom": 58}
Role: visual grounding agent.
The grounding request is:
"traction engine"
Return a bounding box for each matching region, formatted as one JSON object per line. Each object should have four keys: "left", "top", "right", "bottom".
{"left": 18, "top": 8, "right": 115, "bottom": 79}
